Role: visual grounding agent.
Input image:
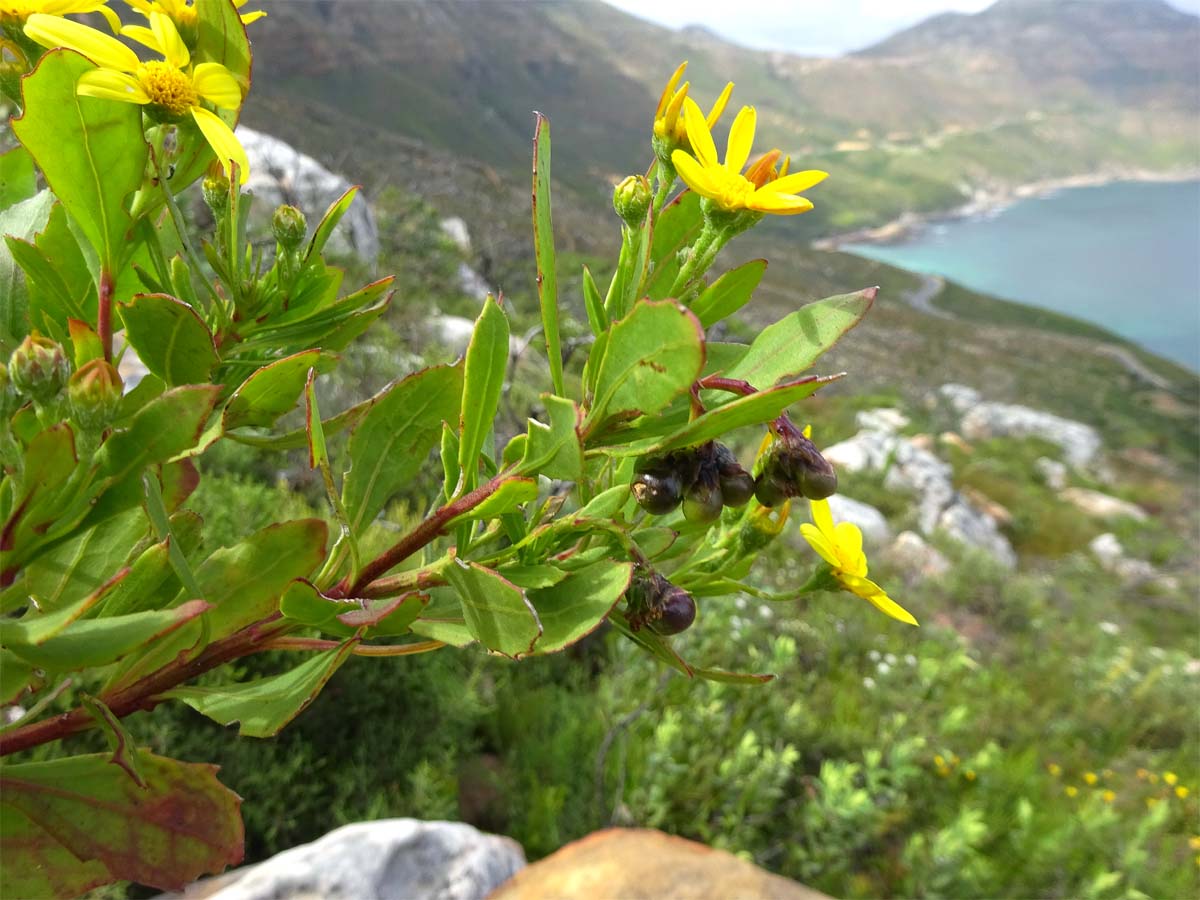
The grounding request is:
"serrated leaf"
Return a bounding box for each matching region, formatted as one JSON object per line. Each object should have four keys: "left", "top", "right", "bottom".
{"left": 222, "top": 349, "right": 324, "bottom": 430}
{"left": 531, "top": 114, "right": 565, "bottom": 396}
{"left": 724, "top": 288, "right": 875, "bottom": 389}
{"left": 517, "top": 394, "right": 582, "bottom": 481}
{"left": 163, "top": 643, "right": 355, "bottom": 738}
{"left": 12, "top": 51, "right": 146, "bottom": 270}
{"left": 118, "top": 294, "right": 218, "bottom": 386}
{"left": 528, "top": 560, "right": 632, "bottom": 654}
{"left": 649, "top": 377, "right": 840, "bottom": 453}
{"left": 0, "top": 752, "right": 243, "bottom": 894}
{"left": 690, "top": 259, "right": 767, "bottom": 327}
{"left": 5, "top": 599, "right": 209, "bottom": 671}
{"left": 588, "top": 299, "right": 704, "bottom": 428}
{"left": 342, "top": 364, "right": 462, "bottom": 535}
{"left": 444, "top": 557, "right": 541, "bottom": 658}
{"left": 458, "top": 296, "right": 509, "bottom": 491}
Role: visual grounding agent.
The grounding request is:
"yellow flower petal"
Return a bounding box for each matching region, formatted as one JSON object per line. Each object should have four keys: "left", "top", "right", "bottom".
{"left": 671, "top": 149, "right": 722, "bottom": 200}
{"left": 191, "top": 106, "right": 249, "bottom": 184}
{"left": 800, "top": 523, "right": 841, "bottom": 569}
{"left": 24, "top": 13, "right": 141, "bottom": 72}
{"left": 747, "top": 192, "right": 814, "bottom": 216}
{"left": 681, "top": 96, "right": 718, "bottom": 169}
{"left": 119, "top": 23, "right": 157, "bottom": 49}
{"left": 834, "top": 521, "right": 866, "bottom": 574}
{"left": 78, "top": 68, "right": 149, "bottom": 103}
{"left": 725, "top": 105, "right": 756, "bottom": 172}
{"left": 767, "top": 169, "right": 828, "bottom": 195}
{"left": 192, "top": 62, "right": 241, "bottom": 109}
{"left": 150, "top": 10, "right": 188, "bottom": 67}
{"left": 846, "top": 575, "right": 919, "bottom": 626}
{"left": 239, "top": 9, "right": 265, "bottom": 24}
{"left": 705, "top": 81, "right": 733, "bottom": 128}
{"left": 655, "top": 60, "right": 688, "bottom": 118}
{"left": 809, "top": 498, "right": 835, "bottom": 539}
{"left": 41, "top": 0, "right": 110, "bottom": 13}
{"left": 96, "top": 4, "right": 123, "bottom": 34}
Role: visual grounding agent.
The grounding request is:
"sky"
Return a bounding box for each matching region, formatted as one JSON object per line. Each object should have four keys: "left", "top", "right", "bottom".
{"left": 601, "top": 0, "right": 1200, "bottom": 56}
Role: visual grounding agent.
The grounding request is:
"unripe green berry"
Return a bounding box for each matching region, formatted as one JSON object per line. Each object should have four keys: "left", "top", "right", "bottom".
{"left": 612, "top": 174, "right": 651, "bottom": 227}
{"left": 272, "top": 204, "right": 308, "bottom": 250}
{"left": 9, "top": 333, "right": 70, "bottom": 404}
{"left": 68, "top": 358, "right": 123, "bottom": 431}
{"left": 682, "top": 473, "right": 723, "bottom": 524}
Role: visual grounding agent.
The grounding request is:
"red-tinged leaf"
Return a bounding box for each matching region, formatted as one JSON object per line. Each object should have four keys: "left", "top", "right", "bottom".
{"left": 158, "top": 458, "right": 199, "bottom": 512}
{"left": 0, "top": 752, "right": 244, "bottom": 896}
{"left": 691, "top": 667, "right": 775, "bottom": 685}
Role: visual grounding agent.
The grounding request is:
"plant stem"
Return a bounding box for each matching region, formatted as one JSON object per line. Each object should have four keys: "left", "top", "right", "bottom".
{"left": 97, "top": 270, "right": 114, "bottom": 361}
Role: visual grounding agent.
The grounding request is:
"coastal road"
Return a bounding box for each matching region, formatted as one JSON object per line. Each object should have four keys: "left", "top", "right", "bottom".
{"left": 901, "top": 273, "right": 1175, "bottom": 391}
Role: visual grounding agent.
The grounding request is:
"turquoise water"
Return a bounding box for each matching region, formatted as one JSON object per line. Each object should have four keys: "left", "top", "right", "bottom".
{"left": 844, "top": 179, "right": 1200, "bottom": 371}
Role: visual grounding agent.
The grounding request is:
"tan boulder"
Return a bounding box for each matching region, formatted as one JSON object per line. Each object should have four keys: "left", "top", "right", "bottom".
{"left": 489, "top": 828, "right": 827, "bottom": 900}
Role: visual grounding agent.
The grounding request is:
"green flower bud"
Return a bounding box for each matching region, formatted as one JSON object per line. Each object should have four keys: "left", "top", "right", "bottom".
{"left": 202, "top": 171, "right": 231, "bottom": 218}
{"left": 68, "top": 358, "right": 123, "bottom": 431}
{"left": 9, "top": 333, "right": 70, "bottom": 404}
{"left": 272, "top": 204, "right": 308, "bottom": 251}
{"left": 0, "top": 361, "right": 16, "bottom": 419}
{"left": 612, "top": 174, "right": 651, "bottom": 227}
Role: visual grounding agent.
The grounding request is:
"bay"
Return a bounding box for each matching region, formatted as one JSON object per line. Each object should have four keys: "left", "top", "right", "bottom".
{"left": 844, "top": 179, "right": 1200, "bottom": 371}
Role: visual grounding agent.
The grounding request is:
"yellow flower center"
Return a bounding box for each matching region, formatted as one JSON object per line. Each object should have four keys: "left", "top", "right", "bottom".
{"left": 138, "top": 60, "right": 196, "bottom": 119}
{"left": 704, "top": 168, "right": 756, "bottom": 212}
{"left": 0, "top": 2, "right": 38, "bottom": 20}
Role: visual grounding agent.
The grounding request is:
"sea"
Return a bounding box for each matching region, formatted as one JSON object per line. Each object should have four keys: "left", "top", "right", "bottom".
{"left": 843, "top": 179, "right": 1200, "bottom": 372}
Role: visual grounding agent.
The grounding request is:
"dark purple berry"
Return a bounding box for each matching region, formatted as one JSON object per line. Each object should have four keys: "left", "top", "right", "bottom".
{"left": 753, "top": 472, "right": 788, "bottom": 507}
{"left": 633, "top": 469, "right": 684, "bottom": 514}
{"left": 682, "top": 473, "right": 723, "bottom": 524}
{"left": 648, "top": 585, "right": 696, "bottom": 635}
{"left": 719, "top": 470, "right": 755, "bottom": 507}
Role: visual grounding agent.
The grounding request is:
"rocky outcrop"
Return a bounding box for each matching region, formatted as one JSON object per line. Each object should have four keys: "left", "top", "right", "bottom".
{"left": 1061, "top": 488, "right": 1147, "bottom": 521}
{"left": 885, "top": 531, "right": 951, "bottom": 581}
{"left": 490, "top": 828, "right": 827, "bottom": 900}
{"left": 236, "top": 126, "right": 379, "bottom": 262}
{"left": 826, "top": 494, "right": 891, "bottom": 547}
{"left": 163, "top": 819, "right": 525, "bottom": 900}
{"left": 1089, "top": 533, "right": 1156, "bottom": 584}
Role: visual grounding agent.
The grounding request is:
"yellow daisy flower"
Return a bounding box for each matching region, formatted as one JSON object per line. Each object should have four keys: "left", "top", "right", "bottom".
{"left": 653, "top": 60, "right": 733, "bottom": 149}
{"left": 671, "top": 97, "right": 826, "bottom": 216}
{"left": 800, "top": 497, "right": 918, "bottom": 626}
{"left": 124, "top": 0, "right": 264, "bottom": 30}
{"left": 1083, "top": 771, "right": 1098, "bottom": 785}
{"left": 0, "top": 0, "right": 110, "bottom": 23}
{"left": 24, "top": 11, "right": 249, "bottom": 182}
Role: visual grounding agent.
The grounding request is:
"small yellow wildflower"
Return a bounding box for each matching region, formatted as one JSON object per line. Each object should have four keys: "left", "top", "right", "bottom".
{"left": 1164, "top": 772, "right": 1178, "bottom": 786}
{"left": 1176, "top": 785, "right": 1190, "bottom": 799}
{"left": 800, "top": 497, "right": 918, "bottom": 626}
{"left": 1188, "top": 836, "right": 1200, "bottom": 851}
{"left": 0, "top": 0, "right": 119, "bottom": 31}
{"left": 1101, "top": 789, "right": 1116, "bottom": 804}
{"left": 934, "top": 754, "right": 946, "bottom": 768}
{"left": 671, "top": 97, "right": 827, "bottom": 217}
{"left": 1048, "top": 763, "right": 1063, "bottom": 777}
{"left": 964, "top": 769, "right": 977, "bottom": 782}
{"left": 1084, "top": 772, "right": 1098, "bottom": 786}
{"left": 652, "top": 60, "right": 732, "bottom": 151}
{"left": 124, "top": 0, "right": 264, "bottom": 30}
{"left": 1065, "top": 785, "right": 1079, "bottom": 797}
{"left": 24, "top": 11, "right": 248, "bottom": 182}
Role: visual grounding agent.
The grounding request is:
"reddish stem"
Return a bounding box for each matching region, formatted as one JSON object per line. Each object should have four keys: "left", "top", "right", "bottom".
{"left": 98, "top": 270, "right": 114, "bottom": 362}
{"left": 0, "top": 616, "right": 287, "bottom": 757}
{"left": 337, "top": 473, "right": 509, "bottom": 599}
{"left": 696, "top": 375, "right": 758, "bottom": 396}
{"left": 262, "top": 637, "right": 446, "bottom": 657}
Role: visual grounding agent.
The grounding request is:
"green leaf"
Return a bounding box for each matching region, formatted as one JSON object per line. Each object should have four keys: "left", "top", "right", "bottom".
{"left": 723, "top": 288, "right": 876, "bottom": 389}
{"left": 0, "top": 649, "right": 35, "bottom": 705}
{"left": 163, "top": 643, "right": 356, "bottom": 738}
{"left": 528, "top": 560, "right": 632, "bottom": 654}
{"left": 496, "top": 564, "right": 568, "bottom": 590}
{"left": 609, "top": 610, "right": 692, "bottom": 676}
{"left": 691, "top": 666, "right": 775, "bottom": 684}
{"left": 576, "top": 484, "right": 633, "bottom": 520}
{"left": 342, "top": 364, "right": 463, "bottom": 535}
{"left": 690, "top": 259, "right": 767, "bottom": 327}
{"left": 0, "top": 752, "right": 243, "bottom": 894}
{"left": 444, "top": 557, "right": 541, "bottom": 658}
{"left": 531, "top": 114, "right": 565, "bottom": 396}
{"left": 222, "top": 349, "right": 324, "bottom": 430}
{"left": 21, "top": 508, "right": 146, "bottom": 614}
{"left": 633, "top": 527, "right": 677, "bottom": 559}
{"left": 0, "top": 576, "right": 116, "bottom": 651}
{"left": 226, "top": 372, "right": 390, "bottom": 450}
{"left": 94, "top": 386, "right": 220, "bottom": 485}
{"left": 118, "top": 294, "right": 218, "bottom": 386}
{"left": 12, "top": 51, "right": 146, "bottom": 270}
{"left": 305, "top": 186, "right": 357, "bottom": 262}
{"left": 0, "top": 188, "right": 54, "bottom": 353}
{"left": 581, "top": 264, "right": 608, "bottom": 335}
{"left": 5, "top": 599, "right": 210, "bottom": 671}
{"left": 68, "top": 318, "right": 104, "bottom": 367}
{"left": 458, "top": 296, "right": 509, "bottom": 491}
{"left": 703, "top": 341, "right": 750, "bottom": 376}
{"left": 516, "top": 393, "right": 582, "bottom": 481}
{"left": 448, "top": 477, "right": 537, "bottom": 527}
{"left": 25, "top": 204, "right": 97, "bottom": 341}
{"left": 0, "top": 145, "right": 35, "bottom": 207}
{"left": 645, "top": 190, "right": 702, "bottom": 300}
{"left": 92, "top": 537, "right": 179, "bottom": 617}
{"left": 650, "top": 377, "right": 840, "bottom": 453}
{"left": 588, "top": 299, "right": 704, "bottom": 428}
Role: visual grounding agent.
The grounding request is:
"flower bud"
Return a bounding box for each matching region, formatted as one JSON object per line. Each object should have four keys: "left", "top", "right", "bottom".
{"left": 68, "top": 358, "right": 123, "bottom": 430}
{"left": 612, "top": 174, "right": 651, "bottom": 227}
{"left": 8, "top": 333, "right": 70, "bottom": 404}
{"left": 202, "top": 170, "right": 231, "bottom": 218}
{"left": 272, "top": 204, "right": 308, "bottom": 251}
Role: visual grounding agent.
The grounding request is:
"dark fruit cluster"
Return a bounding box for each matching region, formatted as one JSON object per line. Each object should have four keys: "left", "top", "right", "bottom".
{"left": 632, "top": 441, "right": 754, "bottom": 524}
{"left": 625, "top": 572, "right": 696, "bottom": 635}
{"left": 753, "top": 429, "right": 838, "bottom": 507}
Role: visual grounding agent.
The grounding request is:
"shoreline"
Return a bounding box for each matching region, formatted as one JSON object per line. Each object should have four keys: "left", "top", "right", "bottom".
{"left": 813, "top": 166, "right": 1200, "bottom": 249}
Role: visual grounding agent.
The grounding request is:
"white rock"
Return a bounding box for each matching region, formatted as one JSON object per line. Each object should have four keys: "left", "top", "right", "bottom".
{"left": 236, "top": 126, "right": 379, "bottom": 262}
{"left": 1035, "top": 457, "right": 1068, "bottom": 490}
{"left": 936, "top": 499, "right": 1017, "bottom": 569}
{"left": 960, "top": 403, "right": 1101, "bottom": 468}
{"left": 936, "top": 383, "right": 981, "bottom": 415}
{"left": 826, "top": 494, "right": 891, "bottom": 547}
{"left": 178, "top": 819, "right": 525, "bottom": 900}
{"left": 440, "top": 217, "right": 472, "bottom": 253}
{"left": 1089, "top": 532, "right": 1125, "bottom": 569}
{"left": 885, "top": 531, "right": 951, "bottom": 580}
{"left": 1060, "top": 487, "right": 1147, "bottom": 521}
{"left": 855, "top": 408, "right": 910, "bottom": 434}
